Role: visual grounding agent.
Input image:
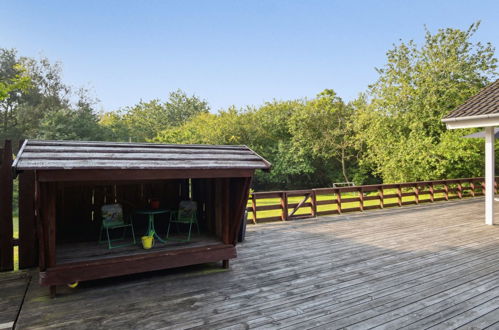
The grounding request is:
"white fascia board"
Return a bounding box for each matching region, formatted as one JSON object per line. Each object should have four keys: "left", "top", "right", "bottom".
{"left": 443, "top": 116, "right": 499, "bottom": 129}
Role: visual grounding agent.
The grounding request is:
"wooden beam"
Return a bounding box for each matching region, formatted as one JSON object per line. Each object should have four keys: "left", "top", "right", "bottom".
{"left": 222, "top": 178, "right": 230, "bottom": 245}
{"left": 39, "top": 244, "right": 236, "bottom": 286}
{"left": 35, "top": 169, "right": 254, "bottom": 182}
{"left": 34, "top": 178, "right": 46, "bottom": 271}
{"left": 40, "top": 183, "right": 57, "bottom": 273}
{"left": 310, "top": 190, "right": 317, "bottom": 217}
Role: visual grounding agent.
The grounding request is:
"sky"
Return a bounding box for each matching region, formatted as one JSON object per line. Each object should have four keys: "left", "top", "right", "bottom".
{"left": 1, "top": 0, "right": 498, "bottom": 112}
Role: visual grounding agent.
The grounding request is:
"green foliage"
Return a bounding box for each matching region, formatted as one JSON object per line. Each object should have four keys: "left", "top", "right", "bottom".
{"left": 2, "top": 22, "right": 498, "bottom": 191}
{"left": 289, "top": 89, "right": 357, "bottom": 182}
{"left": 355, "top": 22, "right": 498, "bottom": 182}
{"left": 101, "top": 90, "right": 210, "bottom": 142}
{"left": 37, "top": 91, "right": 105, "bottom": 140}
{"left": 0, "top": 63, "right": 30, "bottom": 101}
{"left": 0, "top": 48, "right": 103, "bottom": 142}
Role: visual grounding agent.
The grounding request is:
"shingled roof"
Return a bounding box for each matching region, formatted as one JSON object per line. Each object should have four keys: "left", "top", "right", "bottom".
{"left": 12, "top": 140, "right": 271, "bottom": 172}
{"left": 443, "top": 80, "right": 499, "bottom": 120}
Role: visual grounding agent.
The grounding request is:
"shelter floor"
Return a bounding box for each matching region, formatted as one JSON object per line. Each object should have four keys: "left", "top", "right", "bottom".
{"left": 6, "top": 197, "right": 499, "bottom": 329}
{"left": 56, "top": 234, "right": 221, "bottom": 264}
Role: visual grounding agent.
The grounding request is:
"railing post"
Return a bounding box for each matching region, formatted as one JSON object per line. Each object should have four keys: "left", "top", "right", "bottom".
{"left": 457, "top": 181, "right": 463, "bottom": 199}
{"left": 378, "top": 186, "right": 384, "bottom": 209}
{"left": 280, "top": 192, "right": 288, "bottom": 221}
{"left": 470, "top": 180, "right": 475, "bottom": 197}
{"left": 251, "top": 194, "right": 257, "bottom": 224}
{"left": 429, "top": 183, "right": 434, "bottom": 202}
{"left": 414, "top": 184, "right": 419, "bottom": 204}
{"left": 336, "top": 190, "right": 342, "bottom": 214}
{"left": 444, "top": 181, "right": 449, "bottom": 201}
{"left": 397, "top": 185, "right": 402, "bottom": 207}
{"left": 310, "top": 190, "right": 317, "bottom": 217}
{"left": 359, "top": 187, "right": 364, "bottom": 211}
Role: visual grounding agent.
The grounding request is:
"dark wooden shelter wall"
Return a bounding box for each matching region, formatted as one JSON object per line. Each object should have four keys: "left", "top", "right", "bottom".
{"left": 192, "top": 177, "right": 251, "bottom": 244}
{"left": 18, "top": 170, "right": 37, "bottom": 269}
{"left": 56, "top": 180, "right": 185, "bottom": 243}
{"left": 0, "top": 140, "right": 13, "bottom": 271}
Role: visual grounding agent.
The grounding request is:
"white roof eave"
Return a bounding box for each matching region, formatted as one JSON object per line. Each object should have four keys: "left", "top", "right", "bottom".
{"left": 443, "top": 114, "right": 499, "bottom": 129}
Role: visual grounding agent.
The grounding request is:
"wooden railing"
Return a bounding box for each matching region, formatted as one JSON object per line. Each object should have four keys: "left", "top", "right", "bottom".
{"left": 247, "top": 177, "right": 497, "bottom": 224}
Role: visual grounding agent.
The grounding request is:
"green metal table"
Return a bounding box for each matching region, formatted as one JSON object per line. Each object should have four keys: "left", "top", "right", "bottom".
{"left": 135, "top": 209, "right": 169, "bottom": 243}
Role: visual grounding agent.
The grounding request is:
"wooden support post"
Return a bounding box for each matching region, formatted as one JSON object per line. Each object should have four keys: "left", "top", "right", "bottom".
{"left": 414, "top": 185, "right": 419, "bottom": 204}
{"left": 485, "top": 126, "right": 495, "bottom": 225}
{"left": 444, "top": 182, "right": 449, "bottom": 201}
{"left": 457, "top": 181, "right": 463, "bottom": 199}
{"left": 358, "top": 188, "right": 364, "bottom": 211}
{"left": 41, "top": 183, "right": 57, "bottom": 268}
{"left": 40, "top": 182, "right": 57, "bottom": 297}
{"left": 336, "top": 191, "right": 342, "bottom": 214}
{"left": 470, "top": 181, "right": 475, "bottom": 197}
{"left": 397, "top": 185, "right": 402, "bottom": 207}
{"left": 310, "top": 190, "right": 317, "bottom": 217}
{"left": 34, "top": 179, "right": 46, "bottom": 272}
{"left": 50, "top": 285, "right": 57, "bottom": 298}
{"left": 280, "top": 192, "right": 288, "bottom": 221}
{"left": 251, "top": 194, "right": 257, "bottom": 224}
{"left": 222, "top": 179, "right": 230, "bottom": 244}
{"left": 378, "top": 187, "right": 384, "bottom": 209}
{"left": 429, "top": 183, "right": 434, "bottom": 202}
{"left": 0, "top": 140, "right": 13, "bottom": 271}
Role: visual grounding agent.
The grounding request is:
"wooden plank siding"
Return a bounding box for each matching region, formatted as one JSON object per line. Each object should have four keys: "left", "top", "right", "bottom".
{"left": 10, "top": 198, "right": 499, "bottom": 329}
{"left": 0, "top": 140, "right": 13, "bottom": 271}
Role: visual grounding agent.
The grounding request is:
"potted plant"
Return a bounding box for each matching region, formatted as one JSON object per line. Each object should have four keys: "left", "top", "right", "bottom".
{"left": 149, "top": 198, "right": 160, "bottom": 209}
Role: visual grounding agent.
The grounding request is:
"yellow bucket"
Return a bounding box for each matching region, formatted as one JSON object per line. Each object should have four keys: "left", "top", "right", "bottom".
{"left": 141, "top": 236, "right": 154, "bottom": 249}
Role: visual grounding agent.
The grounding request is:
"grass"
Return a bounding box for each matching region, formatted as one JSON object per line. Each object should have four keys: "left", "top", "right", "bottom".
{"left": 14, "top": 216, "right": 18, "bottom": 270}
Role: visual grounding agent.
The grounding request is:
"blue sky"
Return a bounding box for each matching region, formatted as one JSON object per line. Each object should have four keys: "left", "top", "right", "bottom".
{"left": 1, "top": 0, "right": 498, "bottom": 112}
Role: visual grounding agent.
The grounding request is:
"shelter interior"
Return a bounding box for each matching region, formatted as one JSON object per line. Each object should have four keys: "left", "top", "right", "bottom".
{"left": 52, "top": 177, "right": 244, "bottom": 265}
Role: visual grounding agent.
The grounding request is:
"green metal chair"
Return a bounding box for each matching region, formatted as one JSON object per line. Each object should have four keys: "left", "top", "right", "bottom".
{"left": 167, "top": 201, "right": 199, "bottom": 241}
{"left": 99, "top": 203, "right": 136, "bottom": 249}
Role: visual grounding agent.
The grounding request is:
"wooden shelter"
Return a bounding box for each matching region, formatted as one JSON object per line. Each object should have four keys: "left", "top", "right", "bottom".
{"left": 442, "top": 79, "right": 499, "bottom": 225}
{"left": 12, "top": 140, "right": 270, "bottom": 295}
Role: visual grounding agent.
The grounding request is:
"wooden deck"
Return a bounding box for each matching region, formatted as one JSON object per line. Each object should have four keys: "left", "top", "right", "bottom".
{"left": 6, "top": 197, "right": 499, "bottom": 329}
{"left": 56, "top": 235, "right": 222, "bottom": 264}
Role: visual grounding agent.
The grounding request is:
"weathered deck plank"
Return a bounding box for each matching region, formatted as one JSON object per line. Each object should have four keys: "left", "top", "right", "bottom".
{"left": 13, "top": 197, "right": 499, "bottom": 329}
{"left": 0, "top": 272, "right": 29, "bottom": 330}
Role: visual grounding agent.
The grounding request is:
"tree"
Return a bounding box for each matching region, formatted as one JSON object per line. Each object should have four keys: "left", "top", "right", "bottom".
{"left": 355, "top": 22, "right": 498, "bottom": 182}
{"left": 102, "top": 90, "right": 210, "bottom": 142}
{"left": 289, "top": 89, "right": 357, "bottom": 183}
{"left": 0, "top": 48, "right": 102, "bottom": 141}
{"left": 0, "top": 63, "right": 30, "bottom": 101}
{"left": 37, "top": 90, "right": 105, "bottom": 140}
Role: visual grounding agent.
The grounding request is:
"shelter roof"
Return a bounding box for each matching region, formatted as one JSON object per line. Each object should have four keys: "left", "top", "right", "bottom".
{"left": 12, "top": 140, "right": 271, "bottom": 172}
